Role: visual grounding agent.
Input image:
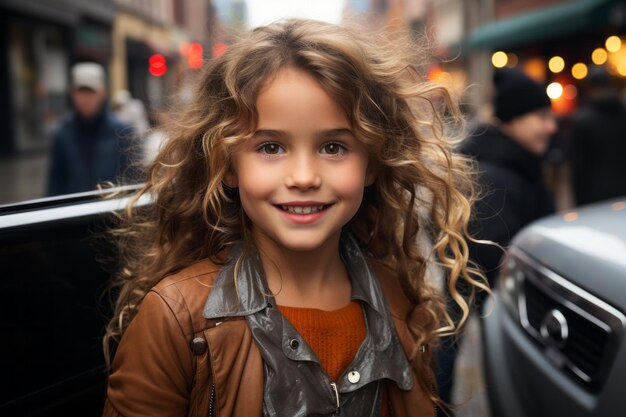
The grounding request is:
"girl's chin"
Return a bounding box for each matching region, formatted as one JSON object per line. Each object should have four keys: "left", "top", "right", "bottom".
{"left": 254, "top": 232, "right": 342, "bottom": 255}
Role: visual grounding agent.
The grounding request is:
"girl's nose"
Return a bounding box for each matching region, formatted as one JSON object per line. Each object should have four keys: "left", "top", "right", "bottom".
{"left": 285, "top": 154, "right": 322, "bottom": 190}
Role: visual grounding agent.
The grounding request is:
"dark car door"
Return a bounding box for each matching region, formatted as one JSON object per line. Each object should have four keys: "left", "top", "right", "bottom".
{"left": 0, "top": 187, "right": 137, "bottom": 417}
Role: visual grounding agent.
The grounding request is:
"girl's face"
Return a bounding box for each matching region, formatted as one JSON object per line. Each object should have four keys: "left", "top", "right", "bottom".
{"left": 228, "top": 67, "right": 375, "bottom": 254}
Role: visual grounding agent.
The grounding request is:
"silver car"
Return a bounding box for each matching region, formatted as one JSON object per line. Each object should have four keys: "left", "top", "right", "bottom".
{"left": 483, "top": 198, "right": 626, "bottom": 417}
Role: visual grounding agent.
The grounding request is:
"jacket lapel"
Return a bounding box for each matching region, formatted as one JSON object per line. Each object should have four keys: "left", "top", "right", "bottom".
{"left": 204, "top": 318, "right": 264, "bottom": 417}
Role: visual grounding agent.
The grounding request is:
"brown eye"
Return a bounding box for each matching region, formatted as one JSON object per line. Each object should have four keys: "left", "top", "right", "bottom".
{"left": 258, "top": 142, "right": 283, "bottom": 155}
{"left": 321, "top": 142, "right": 346, "bottom": 156}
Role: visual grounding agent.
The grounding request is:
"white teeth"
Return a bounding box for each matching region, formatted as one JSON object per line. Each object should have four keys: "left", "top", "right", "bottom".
{"left": 281, "top": 205, "right": 325, "bottom": 214}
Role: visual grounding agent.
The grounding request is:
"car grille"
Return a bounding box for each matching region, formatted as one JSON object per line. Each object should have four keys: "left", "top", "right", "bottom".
{"left": 524, "top": 279, "right": 608, "bottom": 380}
{"left": 510, "top": 248, "right": 625, "bottom": 388}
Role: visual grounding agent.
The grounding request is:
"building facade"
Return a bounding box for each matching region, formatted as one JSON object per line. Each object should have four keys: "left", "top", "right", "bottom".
{"left": 0, "top": 0, "right": 213, "bottom": 156}
{"left": 0, "top": 0, "right": 115, "bottom": 155}
{"left": 463, "top": 0, "right": 626, "bottom": 115}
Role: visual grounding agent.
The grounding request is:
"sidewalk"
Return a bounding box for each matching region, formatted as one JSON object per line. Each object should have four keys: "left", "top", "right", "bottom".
{"left": 453, "top": 315, "right": 491, "bottom": 417}
{"left": 0, "top": 152, "right": 49, "bottom": 205}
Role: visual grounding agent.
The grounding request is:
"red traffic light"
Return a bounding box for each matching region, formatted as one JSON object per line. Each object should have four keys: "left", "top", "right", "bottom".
{"left": 149, "top": 54, "right": 167, "bottom": 76}
{"left": 188, "top": 43, "right": 203, "bottom": 69}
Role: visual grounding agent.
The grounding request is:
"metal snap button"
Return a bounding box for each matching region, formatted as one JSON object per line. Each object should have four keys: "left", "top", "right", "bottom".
{"left": 289, "top": 339, "right": 300, "bottom": 349}
{"left": 190, "top": 336, "right": 208, "bottom": 355}
{"left": 348, "top": 371, "right": 360, "bottom": 384}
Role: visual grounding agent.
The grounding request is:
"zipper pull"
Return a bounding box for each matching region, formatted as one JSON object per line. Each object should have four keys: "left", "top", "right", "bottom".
{"left": 330, "top": 381, "right": 340, "bottom": 414}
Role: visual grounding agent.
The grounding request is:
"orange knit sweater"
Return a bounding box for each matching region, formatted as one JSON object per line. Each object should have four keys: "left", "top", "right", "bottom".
{"left": 278, "top": 301, "right": 365, "bottom": 382}
{"left": 278, "top": 301, "right": 389, "bottom": 415}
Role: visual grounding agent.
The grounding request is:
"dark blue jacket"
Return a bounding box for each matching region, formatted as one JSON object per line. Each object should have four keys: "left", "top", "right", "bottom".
{"left": 47, "top": 108, "right": 134, "bottom": 196}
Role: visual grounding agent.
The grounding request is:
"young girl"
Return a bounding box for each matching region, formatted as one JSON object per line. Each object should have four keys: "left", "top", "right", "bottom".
{"left": 103, "top": 18, "right": 486, "bottom": 417}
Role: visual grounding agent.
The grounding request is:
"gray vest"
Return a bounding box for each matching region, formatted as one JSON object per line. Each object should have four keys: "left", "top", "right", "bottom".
{"left": 204, "top": 233, "right": 413, "bottom": 416}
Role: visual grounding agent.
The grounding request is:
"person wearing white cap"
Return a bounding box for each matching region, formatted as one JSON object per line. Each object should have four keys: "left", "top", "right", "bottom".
{"left": 47, "top": 62, "right": 134, "bottom": 195}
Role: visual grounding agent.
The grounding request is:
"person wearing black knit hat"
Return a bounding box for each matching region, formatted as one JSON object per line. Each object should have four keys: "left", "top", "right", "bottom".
{"left": 492, "top": 68, "right": 556, "bottom": 155}
{"left": 461, "top": 67, "right": 557, "bottom": 284}
{"left": 436, "top": 68, "right": 557, "bottom": 406}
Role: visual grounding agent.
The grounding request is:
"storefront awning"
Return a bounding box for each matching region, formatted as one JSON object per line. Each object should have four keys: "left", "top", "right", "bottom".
{"left": 465, "top": 0, "right": 624, "bottom": 51}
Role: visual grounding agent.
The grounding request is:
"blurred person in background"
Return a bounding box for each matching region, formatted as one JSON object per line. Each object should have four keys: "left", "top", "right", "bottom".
{"left": 47, "top": 62, "right": 133, "bottom": 196}
{"left": 568, "top": 67, "right": 626, "bottom": 206}
{"left": 141, "top": 112, "right": 168, "bottom": 166}
{"left": 463, "top": 68, "right": 557, "bottom": 285}
{"left": 436, "top": 68, "right": 557, "bottom": 406}
{"left": 112, "top": 89, "right": 149, "bottom": 139}
{"left": 112, "top": 89, "right": 172, "bottom": 167}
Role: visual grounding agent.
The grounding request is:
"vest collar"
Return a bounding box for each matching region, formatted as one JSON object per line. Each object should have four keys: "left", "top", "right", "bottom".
{"left": 204, "top": 232, "right": 391, "bottom": 327}
{"left": 203, "top": 232, "right": 413, "bottom": 415}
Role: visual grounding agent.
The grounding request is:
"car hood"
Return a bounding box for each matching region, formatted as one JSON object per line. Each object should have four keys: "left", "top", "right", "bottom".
{"left": 512, "top": 198, "right": 626, "bottom": 311}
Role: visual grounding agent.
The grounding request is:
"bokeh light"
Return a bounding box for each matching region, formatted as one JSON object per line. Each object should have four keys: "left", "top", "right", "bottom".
{"left": 605, "top": 36, "right": 622, "bottom": 53}
{"left": 507, "top": 53, "right": 518, "bottom": 68}
{"left": 548, "top": 56, "right": 565, "bottom": 73}
{"left": 546, "top": 82, "right": 563, "bottom": 99}
{"left": 524, "top": 58, "right": 547, "bottom": 82}
{"left": 563, "top": 84, "right": 577, "bottom": 100}
{"left": 571, "top": 63, "right": 588, "bottom": 79}
{"left": 592, "top": 48, "right": 608, "bottom": 65}
{"left": 492, "top": 51, "right": 508, "bottom": 68}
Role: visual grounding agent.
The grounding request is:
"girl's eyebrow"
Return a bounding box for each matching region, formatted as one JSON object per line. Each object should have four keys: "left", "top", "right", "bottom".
{"left": 253, "top": 129, "right": 284, "bottom": 139}
{"left": 319, "top": 128, "right": 353, "bottom": 139}
{"left": 253, "top": 128, "right": 353, "bottom": 139}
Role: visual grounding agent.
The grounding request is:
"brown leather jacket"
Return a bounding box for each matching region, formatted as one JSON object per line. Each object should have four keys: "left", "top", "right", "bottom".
{"left": 103, "top": 242, "right": 437, "bottom": 417}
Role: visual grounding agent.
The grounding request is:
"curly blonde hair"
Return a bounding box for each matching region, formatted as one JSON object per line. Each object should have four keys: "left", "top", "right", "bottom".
{"left": 104, "top": 18, "right": 488, "bottom": 405}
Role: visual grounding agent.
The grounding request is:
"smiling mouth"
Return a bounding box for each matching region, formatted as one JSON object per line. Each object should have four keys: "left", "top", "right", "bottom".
{"left": 279, "top": 205, "right": 328, "bottom": 214}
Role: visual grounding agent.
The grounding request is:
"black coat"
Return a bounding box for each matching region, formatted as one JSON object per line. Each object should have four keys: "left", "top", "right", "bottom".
{"left": 461, "top": 125, "right": 555, "bottom": 285}
{"left": 568, "top": 98, "right": 626, "bottom": 206}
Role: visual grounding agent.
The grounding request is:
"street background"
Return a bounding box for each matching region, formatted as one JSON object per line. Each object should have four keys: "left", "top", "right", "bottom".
{"left": 5, "top": 0, "right": 624, "bottom": 208}
{"left": 1, "top": 1, "right": 625, "bottom": 416}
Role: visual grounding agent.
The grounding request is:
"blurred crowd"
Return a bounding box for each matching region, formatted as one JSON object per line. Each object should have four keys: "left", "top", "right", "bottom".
{"left": 436, "top": 62, "right": 626, "bottom": 411}
{"left": 6, "top": 58, "right": 626, "bottom": 206}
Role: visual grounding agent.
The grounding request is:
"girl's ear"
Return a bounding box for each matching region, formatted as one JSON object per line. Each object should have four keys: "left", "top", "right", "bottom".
{"left": 364, "top": 166, "right": 377, "bottom": 186}
{"left": 224, "top": 170, "right": 239, "bottom": 188}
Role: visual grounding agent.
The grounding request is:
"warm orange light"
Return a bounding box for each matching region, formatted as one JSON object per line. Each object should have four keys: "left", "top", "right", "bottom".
{"left": 427, "top": 65, "right": 444, "bottom": 83}
{"left": 427, "top": 67, "right": 454, "bottom": 89}
{"left": 606, "top": 42, "right": 626, "bottom": 76}
{"left": 571, "top": 63, "right": 588, "bottom": 79}
{"left": 606, "top": 36, "right": 622, "bottom": 53}
{"left": 188, "top": 43, "right": 203, "bottom": 69}
{"left": 592, "top": 48, "right": 608, "bottom": 65}
{"left": 492, "top": 51, "right": 508, "bottom": 68}
{"left": 507, "top": 53, "right": 518, "bottom": 67}
{"left": 618, "top": 61, "right": 626, "bottom": 77}
{"left": 523, "top": 58, "right": 546, "bottom": 82}
{"left": 563, "top": 84, "right": 578, "bottom": 100}
{"left": 549, "top": 56, "right": 565, "bottom": 73}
